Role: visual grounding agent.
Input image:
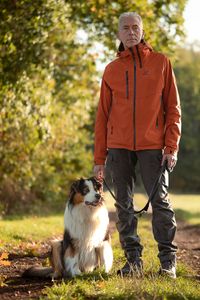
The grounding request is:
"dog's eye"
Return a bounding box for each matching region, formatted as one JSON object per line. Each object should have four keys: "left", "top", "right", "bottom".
{"left": 82, "top": 187, "right": 89, "bottom": 195}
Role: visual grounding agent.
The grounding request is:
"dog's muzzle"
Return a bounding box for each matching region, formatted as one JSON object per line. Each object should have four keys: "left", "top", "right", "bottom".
{"left": 85, "top": 194, "right": 104, "bottom": 206}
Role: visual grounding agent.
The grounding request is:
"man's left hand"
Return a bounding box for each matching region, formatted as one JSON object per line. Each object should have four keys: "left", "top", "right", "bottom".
{"left": 161, "top": 153, "right": 177, "bottom": 172}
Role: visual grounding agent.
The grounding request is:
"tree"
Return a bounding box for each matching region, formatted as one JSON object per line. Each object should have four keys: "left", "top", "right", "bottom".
{"left": 171, "top": 47, "right": 200, "bottom": 191}
{"left": 0, "top": 0, "right": 188, "bottom": 215}
{"left": 0, "top": 0, "right": 98, "bottom": 215}
{"left": 67, "top": 0, "right": 187, "bottom": 55}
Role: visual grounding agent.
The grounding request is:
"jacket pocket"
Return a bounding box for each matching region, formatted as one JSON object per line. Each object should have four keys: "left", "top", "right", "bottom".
{"left": 107, "top": 122, "right": 113, "bottom": 136}
{"left": 110, "top": 125, "right": 113, "bottom": 135}
{"left": 156, "top": 112, "right": 164, "bottom": 130}
{"left": 156, "top": 117, "right": 159, "bottom": 128}
{"left": 155, "top": 95, "right": 165, "bottom": 128}
{"left": 125, "top": 71, "right": 129, "bottom": 99}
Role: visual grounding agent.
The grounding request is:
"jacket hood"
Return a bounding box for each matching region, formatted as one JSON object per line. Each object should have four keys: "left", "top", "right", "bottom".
{"left": 117, "top": 40, "right": 153, "bottom": 58}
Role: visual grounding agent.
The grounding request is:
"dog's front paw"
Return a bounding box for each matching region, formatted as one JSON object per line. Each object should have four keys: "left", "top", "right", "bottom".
{"left": 71, "top": 268, "right": 81, "bottom": 277}
{"left": 51, "top": 271, "right": 62, "bottom": 281}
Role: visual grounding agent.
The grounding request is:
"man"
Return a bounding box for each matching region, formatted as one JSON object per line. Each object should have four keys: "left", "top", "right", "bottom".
{"left": 94, "top": 12, "right": 181, "bottom": 278}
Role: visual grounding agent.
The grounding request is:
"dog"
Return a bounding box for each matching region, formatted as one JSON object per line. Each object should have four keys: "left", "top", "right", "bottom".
{"left": 23, "top": 177, "right": 113, "bottom": 279}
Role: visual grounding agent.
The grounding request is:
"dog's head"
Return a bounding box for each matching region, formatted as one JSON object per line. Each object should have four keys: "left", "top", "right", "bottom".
{"left": 68, "top": 177, "right": 103, "bottom": 208}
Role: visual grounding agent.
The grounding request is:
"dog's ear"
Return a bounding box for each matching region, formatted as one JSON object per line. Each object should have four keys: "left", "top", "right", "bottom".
{"left": 68, "top": 178, "right": 85, "bottom": 203}
{"left": 90, "top": 177, "right": 102, "bottom": 191}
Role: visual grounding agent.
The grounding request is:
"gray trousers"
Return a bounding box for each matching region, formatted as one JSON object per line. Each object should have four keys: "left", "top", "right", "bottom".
{"left": 106, "top": 149, "right": 177, "bottom": 264}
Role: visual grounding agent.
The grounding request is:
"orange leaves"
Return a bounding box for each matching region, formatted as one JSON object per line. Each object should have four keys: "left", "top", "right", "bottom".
{"left": 0, "top": 252, "right": 11, "bottom": 266}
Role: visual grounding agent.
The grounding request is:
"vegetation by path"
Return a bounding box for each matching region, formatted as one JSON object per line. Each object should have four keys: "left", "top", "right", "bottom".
{"left": 0, "top": 194, "right": 200, "bottom": 299}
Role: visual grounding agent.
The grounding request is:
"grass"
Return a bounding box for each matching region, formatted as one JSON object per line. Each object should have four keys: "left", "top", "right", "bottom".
{"left": 105, "top": 192, "right": 200, "bottom": 225}
{"left": 0, "top": 193, "right": 200, "bottom": 299}
{"left": 170, "top": 194, "right": 200, "bottom": 224}
{"left": 41, "top": 274, "right": 200, "bottom": 300}
{"left": 40, "top": 223, "right": 200, "bottom": 300}
{"left": 0, "top": 215, "right": 63, "bottom": 253}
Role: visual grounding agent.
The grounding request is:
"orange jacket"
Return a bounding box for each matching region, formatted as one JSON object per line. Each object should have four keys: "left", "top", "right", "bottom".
{"left": 94, "top": 42, "right": 181, "bottom": 165}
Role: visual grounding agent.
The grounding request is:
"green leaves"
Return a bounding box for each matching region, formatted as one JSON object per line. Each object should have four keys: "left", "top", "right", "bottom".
{"left": 67, "top": 0, "right": 187, "bottom": 55}
{"left": 0, "top": 1, "right": 54, "bottom": 84}
{"left": 0, "top": 0, "right": 188, "bottom": 215}
{"left": 171, "top": 47, "right": 200, "bottom": 191}
{"left": 0, "top": 1, "right": 98, "bottom": 215}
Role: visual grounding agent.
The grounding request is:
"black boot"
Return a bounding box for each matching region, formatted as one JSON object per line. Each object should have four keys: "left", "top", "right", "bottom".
{"left": 159, "top": 260, "right": 176, "bottom": 279}
{"left": 117, "top": 259, "right": 143, "bottom": 277}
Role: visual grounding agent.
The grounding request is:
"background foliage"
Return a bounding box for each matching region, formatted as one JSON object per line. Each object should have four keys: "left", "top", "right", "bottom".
{"left": 1, "top": 0, "right": 199, "bottom": 216}
{"left": 0, "top": 0, "right": 98, "bottom": 215}
{"left": 172, "top": 47, "right": 200, "bottom": 191}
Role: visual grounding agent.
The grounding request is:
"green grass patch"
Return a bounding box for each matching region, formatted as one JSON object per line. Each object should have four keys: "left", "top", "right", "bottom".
{"left": 105, "top": 192, "right": 200, "bottom": 224}
{"left": 0, "top": 194, "right": 200, "bottom": 299}
{"left": 170, "top": 194, "right": 200, "bottom": 224}
{"left": 40, "top": 225, "right": 199, "bottom": 300}
{"left": 41, "top": 275, "right": 200, "bottom": 300}
{"left": 0, "top": 215, "right": 63, "bottom": 252}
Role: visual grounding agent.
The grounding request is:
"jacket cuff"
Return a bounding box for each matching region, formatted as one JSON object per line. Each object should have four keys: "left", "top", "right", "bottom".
{"left": 164, "top": 147, "right": 178, "bottom": 155}
{"left": 94, "top": 159, "right": 106, "bottom": 165}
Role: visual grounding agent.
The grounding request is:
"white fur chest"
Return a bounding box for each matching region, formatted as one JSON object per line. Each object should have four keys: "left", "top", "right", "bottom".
{"left": 64, "top": 203, "right": 109, "bottom": 249}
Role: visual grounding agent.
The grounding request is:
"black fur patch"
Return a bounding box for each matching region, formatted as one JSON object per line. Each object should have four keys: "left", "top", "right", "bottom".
{"left": 88, "top": 177, "right": 102, "bottom": 192}
{"left": 68, "top": 179, "right": 85, "bottom": 206}
{"left": 62, "top": 229, "right": 73, "bottom": 254}
{"left": 61, "top": 229, "right": 74, "bottom": 276}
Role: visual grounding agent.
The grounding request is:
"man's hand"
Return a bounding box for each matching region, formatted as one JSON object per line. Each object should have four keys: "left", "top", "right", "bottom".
{"left": 161, "top": 153, "right": 177, "bottom": 172}
{"left": 93, "top": 165, "right": 105, "bottom": 181}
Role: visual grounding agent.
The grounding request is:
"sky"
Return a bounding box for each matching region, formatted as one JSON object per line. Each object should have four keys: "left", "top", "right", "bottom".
{"left": 184, "top": 0, "right": 200, "bottom": 43}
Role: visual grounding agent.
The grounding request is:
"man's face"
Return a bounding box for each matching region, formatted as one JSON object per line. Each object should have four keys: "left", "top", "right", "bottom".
{"left": 118, "top": 16, "right": 143, "bottom": 49}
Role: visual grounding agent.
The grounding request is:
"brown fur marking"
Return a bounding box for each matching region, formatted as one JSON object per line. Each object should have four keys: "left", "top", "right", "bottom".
{"left": 64, "top": 245, "right": 76, "bottom": 259}
{"left": 51, "top": 240, "right": 63, "bottom": 278}
{"left": 73, "top": 192, "right": 84, "bottom": 205}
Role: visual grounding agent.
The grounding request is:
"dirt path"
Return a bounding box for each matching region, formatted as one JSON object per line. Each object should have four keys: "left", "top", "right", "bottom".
{"left": 175, "top": 221, "right": 200, "bottom": 276}
{"left": 0, "top": 213, "right": 199, "bottom": 300}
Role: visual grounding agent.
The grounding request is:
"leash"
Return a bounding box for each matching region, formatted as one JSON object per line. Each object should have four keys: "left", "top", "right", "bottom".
{"left": 103, "top": 160, "right": 168, "bottom": 216}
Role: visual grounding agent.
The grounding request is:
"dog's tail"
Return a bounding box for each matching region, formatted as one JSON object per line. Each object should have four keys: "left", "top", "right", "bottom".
{"left": 23, "top": 266, "right": 53, "bottom": 278}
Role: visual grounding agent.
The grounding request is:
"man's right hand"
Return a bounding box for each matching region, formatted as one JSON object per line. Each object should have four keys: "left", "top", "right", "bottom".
{"left": 93, "top": 165, "right": 105, "bottom": 180}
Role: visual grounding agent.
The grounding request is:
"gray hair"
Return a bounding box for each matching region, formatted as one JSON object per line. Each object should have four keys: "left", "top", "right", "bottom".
{"left": 118, "top": 12, "right": 143, "bottom": 30}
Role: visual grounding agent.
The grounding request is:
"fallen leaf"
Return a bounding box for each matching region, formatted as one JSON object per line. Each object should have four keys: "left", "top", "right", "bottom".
{"left": 0, "top": 252, "right": 11, "bottom": 266}
{"left": 0, "top": 252, "right": 9, "bottom": 260}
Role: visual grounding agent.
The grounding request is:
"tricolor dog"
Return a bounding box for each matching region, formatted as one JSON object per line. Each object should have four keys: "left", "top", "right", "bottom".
{"left": 23, "top": 177, "right": 113, "bottom": 279}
